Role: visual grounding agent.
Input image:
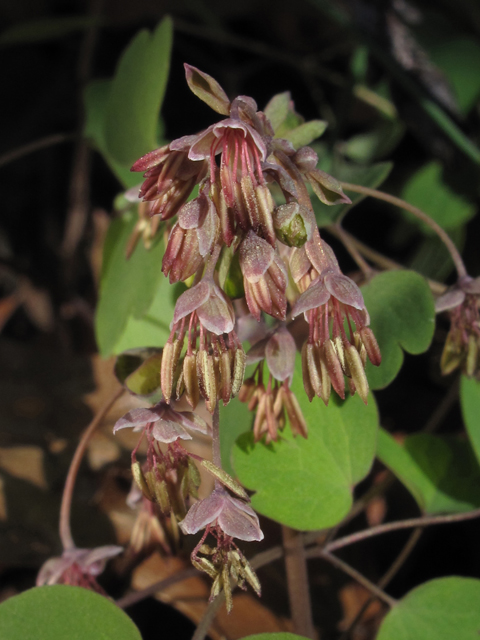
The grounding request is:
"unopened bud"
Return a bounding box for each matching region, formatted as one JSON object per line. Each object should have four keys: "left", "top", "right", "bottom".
{"left": 154, "top": 480, "right": 171, "bottom": 515}
{"left": 359, "top": 327, "right": 382, "bottom": 367}
{"left": 161, "top": 339, "right": 183, "bottom": 402}
{"left": 466, "top": 334, "right": 479, "bottom": 378}
{"left": 192, "top": 556, "right": 217, "bottom": 579}
{"left": 273, "top": 203, "right": 311, "bottom": 248}
{"left": 197, "top": 350, "right": 218, "bottom": 413}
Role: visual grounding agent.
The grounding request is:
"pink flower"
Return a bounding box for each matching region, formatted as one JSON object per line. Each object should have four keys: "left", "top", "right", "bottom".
{"left": 180, "top": 486, "right": 263, "bottom": 542}
{"left": 36, "top": 545, "right": 122, "bottom": 591}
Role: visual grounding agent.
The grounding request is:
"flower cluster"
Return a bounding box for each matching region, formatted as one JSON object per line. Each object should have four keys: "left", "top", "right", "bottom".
{"left": 436, "top": 276, "right": 480, "bottom": 378}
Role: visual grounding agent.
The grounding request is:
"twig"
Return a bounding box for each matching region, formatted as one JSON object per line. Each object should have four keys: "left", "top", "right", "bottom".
{"left": 327, "top": 226, "right": 446, "bottom": 295}
{"left": 332, "top": 224, "right": 374, "bottom": 277}
{"left": 340, "top": 528, "right": 422, "bottom": 639}
{"left": 317, "top": 549, "right": 397, "bottom": 608}
{"left": 339, "top": 182, "right": 468, "bottom": 280}
{"left": 60, "top": 0, "right": 103, "bottom": 259}
{"left": 191, "top": 591, "right": 225, "bottom": 640}
{"left": 59, "top": 386, "right": 124, "bottom": 550}
{"left": 0, "top": 133, "right": 76, "bottom": 168}
{"left": 282, "top": 526, "right": 316, "bottom": 639}
{"left": 312, "top": 507, "right": 480, "bottom": 555}
{"left": 117, "top": 567, "right": 198, "bottom": 609}
{"left": 422, "top": 377, "right": 460, "bottom": 434}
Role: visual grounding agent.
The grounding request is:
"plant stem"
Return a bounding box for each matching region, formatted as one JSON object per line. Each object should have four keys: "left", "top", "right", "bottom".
{"left": 117, "top": 567, "right": 198, "bottom": 609}
{"left": 0, "top": 133, "right": 76, "bottom": 168}
{"left": 332, "top": 224, "right": 374, "bottom": 277}
{"left": 211, "top": 403, "right": 221, "bottom": 469}
{"left": 339, "top": 182, "right": 468, "bottom": 280}
{"left": 59, "top": 386, "right": 124, "bottom": 550}
{"left": 312, "top": 507, "right": 480, "bottom": 555}
{"left": 282, "top": 526, "right": 316, "bottom": 639}
{"left": 340, "top": 528, "right": 423, "bottom": 639}
{"left": 317, "top": 550, "right": 397, "bottom": 609}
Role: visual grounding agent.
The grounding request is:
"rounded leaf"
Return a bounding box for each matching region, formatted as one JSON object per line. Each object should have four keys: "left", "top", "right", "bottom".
{"left": 0, "top": 585, "right": 142, "bottom": 640}
{"left": 377, "top": 577, "right": 480, "bottom": 640}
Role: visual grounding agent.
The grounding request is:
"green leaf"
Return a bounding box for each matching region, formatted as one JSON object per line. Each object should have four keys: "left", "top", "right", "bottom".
{"left": 377, "top": 429, "right": 480, "bottom": 514}
{"left": 220, "top": 398, "right": 252, "bottom": 477}
{"left": 315, "top": 160, "right": 393, "bottom": 226}
{"left": 0, "top": 16, "right": 100, "bottom": 46}
{"left": 429, "top": 38, "right": 480, "bottom": 115}
{"left": 232, "top": 355, "right": 378, "bottom": 530}
{"left": 460, "top": 376, "right": 480, "bottom": 465}
{"left": 95, "top": 212, "right": 174, "bottom": 357}
{"left": 0, "top": 585, "right": 142, "bottom": 640}
{"left": 401, "top": 162, "right": 475, "bottom": 233}
{"left": 361, "top": 271, "right": 435, "bottom": 389}
{"left": 83, "top": 80, "right": 140, "bottom": 188}
{"left": 104, "top": 16, "right": 173, "bottom": 166}
{"left": 339, "top": 120, "right": 405, "bottom": 164}
{"left": 377, "top": 577, "right": 480, "bottom": 640}
{"left": 264, "top": 92, "right": 290, "bottom": 133}
{"left": 241, "top": 635, "right": 310, "bottom": 640}
{"left": 282, "top": 120, "right": 328, "bottom": 149}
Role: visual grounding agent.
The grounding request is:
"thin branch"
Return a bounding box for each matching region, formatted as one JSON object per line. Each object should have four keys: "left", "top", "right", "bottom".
{"left": 327, "top": 226, "right": 446, "bottom": 295}
{"left": 316, "top": 550, "right": 397, "bottom": 609}
{"left": 117, "top": 567, "right": 198, "bottom": 609}
{"left": 331, "top": 224, "right": 374, "bottom": 277}
{"left": 339, "top": 182, "right": 468, "bottom": 280}
{"left": 314, "top": 508, "right": 480, "bottom": 555}
{"left": 340, "top": 528, "right": 422, "bottom": 639}
{"left": 282, "top": 526, "right": 315, "bottom": 639}
{"left": 59, "top": 386, "right": 124, "bottom": 550}
{"left": 0, "top": 133, "right": 76, "bottom": 168}
{"left": 191, "top": 591, "right": 225, "bottom": 640}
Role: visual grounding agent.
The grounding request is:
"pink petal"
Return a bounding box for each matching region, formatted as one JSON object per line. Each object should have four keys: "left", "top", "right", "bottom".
{"left": 305, "top": 236, "right": 339, "bottom": 276}
{"left": 197, "top": 285, "right": 235, "bottom": 334}
{"left": 246, "top": 337, "right": 268, "bottom": 364}
{"left": 291, "top": 278, "right": 331, "bottom": 317}
{"left": 435, "top": 288, "right": 466, "bottom": 312}
{"left": 196, "top": 199, "right": 219, "bottom": 257}
{"left": 179, "top": 491, "right": 226, "bottom": 535}
{"left": 461, "top": 276, "right": 480, "bottom": 295}
{"left": 218, "top": 495, "right": 264, "bottom": 542}
{"left": 289, "top": 246, "right": 311, "bottom": 284}
{"left": 82, "top": 545, "right": 123, "bottom": 575}
{"left": 113, "top": 407, "right": 163, "bottom": 433}
{"left": 188, "top": 125, "right": 218, "bottom": 161}
{"left": 169, "top": 134, "right": 200, "bottom": 152}
{"left": 152, "top": 419, "right": 192, "bottom": 443}
{"left": 239, "top": 232, "right": 275, "bottom": 283}
{"left": 265, "top": 327, "right": 296, "bottom": 382}
{"left": 324, "top": 272, "right": 365, "bottom": 310}
{"left": 174, "top": 410, "right": 210, "bottom": 435}
{"left": 131, "top": 145, "right": 169, "bottom": 172}
{"left": 173, "top": 280, "right": 211, "bottom": 324}
{"left": 178, "top": 196, "right": 208, "bottom": 229}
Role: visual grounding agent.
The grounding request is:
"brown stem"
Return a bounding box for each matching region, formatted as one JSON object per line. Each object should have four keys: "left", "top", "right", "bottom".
{"left": 211, "top": 403, "right": 222, "bottom": 470}
{"left": 282, "top": 525, "right": 316, "bottom": 639}
{"left": 0, "top": 133, "right": 76, "bottom": 168}
{"left": 59, "top": 386, "right": 124, "bottom": 549}
{"left": 340, "top": 528, "right": 422, "bottom": 639}
{"left": 317, "top": 550, "right": 397, "bottom": 609}
{"left": 331, "top": 224, "right": 374, "bottom": 277}
{"left": 311, "top": 507, "right": 480, "bottom": 555}
{"left": 117, "top": 567, "right": 198, "bottom": 609}
{"left": 339, "top": 182, "right": 468, "bottom": 280}
{"left": 327, "top": 226, "right": 447, "bottom": 295}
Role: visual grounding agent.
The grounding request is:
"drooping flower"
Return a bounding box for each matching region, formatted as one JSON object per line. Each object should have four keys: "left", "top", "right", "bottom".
{"left": 132, "top": 133, "right": 209, "bottom": 218}
{"left": 113, "top": 403, "right": 205, "bottom": 519}
{"left": 161, "top": 274, "right": 246, "bottom": 412}
{"left": 241, "top": 326, "right": 307, "bottom": 441}
{"left": 291, "top": 234, "right": 381, "bottom": 404}
{"left": 36, "top": 545, "right": 123, "bottom": 593}
{"left": 180, "top": 485, "right": 263, "bottom": 541}
{"left": 436, "top": 276, "right": 480, "bottom": 377}
{"left": 239, "top": 231, "right": 288, "bottom": 322}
